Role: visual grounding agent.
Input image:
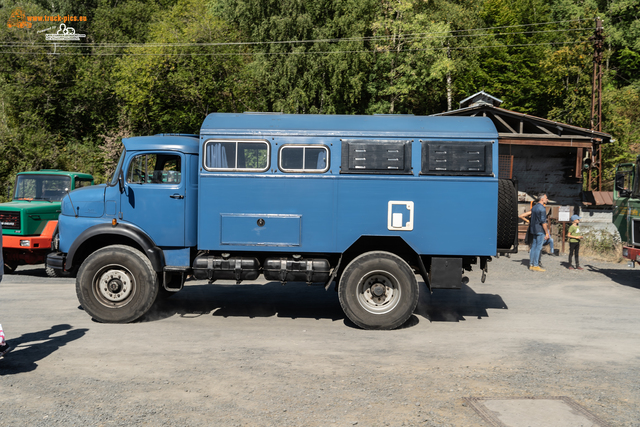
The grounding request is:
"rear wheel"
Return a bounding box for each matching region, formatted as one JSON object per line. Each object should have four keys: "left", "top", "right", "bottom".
{"left": 76, "top": 245, "right": 159, "bottom": 323}
{"left": 497, "top": 179, "right": 518, "bottom": 250}
{"left": 338, "top": 251, "right": 418, "bottom": 330}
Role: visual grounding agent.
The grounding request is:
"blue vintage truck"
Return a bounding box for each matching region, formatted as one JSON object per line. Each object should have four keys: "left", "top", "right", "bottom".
{"left": 48, "top": 113, "right": 518, "bottom": 329}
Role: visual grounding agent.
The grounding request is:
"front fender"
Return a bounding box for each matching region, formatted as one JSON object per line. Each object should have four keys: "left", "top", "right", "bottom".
{"left": 65, "top": 222, "right": 164, "bottom": 272}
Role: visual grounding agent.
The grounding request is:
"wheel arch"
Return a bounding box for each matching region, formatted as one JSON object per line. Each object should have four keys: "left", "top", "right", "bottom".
{"left": 65, "top": 223, "right": 164, "bottom": 273}
{"left": 337, "top": 236, "right": 420, "bottom": 288}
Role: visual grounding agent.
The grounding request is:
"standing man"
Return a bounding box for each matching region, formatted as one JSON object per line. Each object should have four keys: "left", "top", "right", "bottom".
{"left": 529, "top": 193, "right": 550, "bottom": 272}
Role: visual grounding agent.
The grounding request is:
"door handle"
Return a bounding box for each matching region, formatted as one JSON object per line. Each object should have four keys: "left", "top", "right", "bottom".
{"left": 170, "top": 194, "right": 184, "bottom": 199}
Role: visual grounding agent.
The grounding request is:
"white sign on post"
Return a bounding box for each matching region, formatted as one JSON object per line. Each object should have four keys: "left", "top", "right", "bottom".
{"left": 559, "top": 206, "right": 571, "bottom": 222}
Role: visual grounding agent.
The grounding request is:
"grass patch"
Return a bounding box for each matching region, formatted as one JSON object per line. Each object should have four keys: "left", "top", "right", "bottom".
{"left": 578, "top": 229, "right": 624, "bottom": 263}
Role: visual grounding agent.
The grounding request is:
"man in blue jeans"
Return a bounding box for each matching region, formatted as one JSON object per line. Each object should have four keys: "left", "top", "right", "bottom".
{"left": 529, "top": 193, "right": 549, "bottom": 272}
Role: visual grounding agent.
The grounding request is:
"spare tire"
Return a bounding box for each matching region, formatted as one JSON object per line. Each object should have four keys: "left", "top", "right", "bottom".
{"left": 497, "top": 179, "right": 518, "bottom": 250}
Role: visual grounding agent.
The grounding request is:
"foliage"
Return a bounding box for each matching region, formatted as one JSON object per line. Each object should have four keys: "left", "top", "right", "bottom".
{"left": 0, "top": 0, "right": 639, "bottom": 196}
{"left": 114, "top": 0, "right": 247, "bottom": 134}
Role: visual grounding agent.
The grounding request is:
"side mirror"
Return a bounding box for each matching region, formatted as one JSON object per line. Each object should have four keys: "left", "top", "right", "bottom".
{"left": 616, "top": 173, "right": 631, "bottom": 198}
{"left": 118, "top": 169, "right": 124, "bottom": 193}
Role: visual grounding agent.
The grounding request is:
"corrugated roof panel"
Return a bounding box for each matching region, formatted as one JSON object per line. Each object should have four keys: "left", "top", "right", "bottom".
{"left": 200, "top": 113, "right": 499, "bottom": 140}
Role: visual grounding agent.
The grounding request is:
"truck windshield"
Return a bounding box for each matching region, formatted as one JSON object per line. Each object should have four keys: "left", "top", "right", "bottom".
{"left": 109, "top": 150, "right": 126, "bottom": 186}
{"left": 14, "top": 174, "right": 71, "bottom": 202}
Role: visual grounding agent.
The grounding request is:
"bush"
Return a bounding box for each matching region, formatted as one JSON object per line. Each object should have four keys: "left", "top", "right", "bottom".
{"left": 579, "top": 229, "right": 623, "bottom": 262}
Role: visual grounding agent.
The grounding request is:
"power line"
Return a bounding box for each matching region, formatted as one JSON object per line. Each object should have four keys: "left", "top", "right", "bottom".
{"left": 0, "top": 27, "right": 591, "bottom": 50}
{"left": 0, "top": 19, "right": 592, "bottom": 50}
{"left": 0, "top": 40, "right": 589, "bottom": 57}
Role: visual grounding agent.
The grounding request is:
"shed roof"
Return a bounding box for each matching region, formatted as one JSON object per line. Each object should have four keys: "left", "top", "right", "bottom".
{"left": 434, "top": 103, "right": 612, "bottom": 146}
{"left": 582, "top": 191, "right": 614, "bottom": 206}
{"left": 459, "top": 91, "right": 503, "bottom": 108}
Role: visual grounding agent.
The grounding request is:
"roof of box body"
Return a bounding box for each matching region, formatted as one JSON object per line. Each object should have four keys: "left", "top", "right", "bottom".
{"left": 200, "top": 113, "right": 498, "bottom": 140}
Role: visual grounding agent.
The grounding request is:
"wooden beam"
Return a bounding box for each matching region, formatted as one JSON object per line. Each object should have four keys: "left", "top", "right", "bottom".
{"left": 576, "top": 147, "right": 583, "bottom": 178}
{"left": 499, "top": 132, "right": 592, "bottom": 140}
{"left": 489, "top": 112, "right": 517, "bottom": 134}
{"left": 498, "top": 137, "right": 592, "bottom": 148}
{"left": 535, "top": 124, "right": 555, "bottom": 135}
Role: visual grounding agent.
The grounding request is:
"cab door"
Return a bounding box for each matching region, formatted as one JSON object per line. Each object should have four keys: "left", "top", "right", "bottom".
{"left": 120, "top": 152, "right": 185, "bottom": 247}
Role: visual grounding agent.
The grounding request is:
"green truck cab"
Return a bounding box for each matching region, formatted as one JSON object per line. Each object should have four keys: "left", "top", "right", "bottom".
{"left": 0, "top": 170, "right": 94, "bottom": 275}
{"left": 613, "top": 156, "right": 640, "bottom": 262}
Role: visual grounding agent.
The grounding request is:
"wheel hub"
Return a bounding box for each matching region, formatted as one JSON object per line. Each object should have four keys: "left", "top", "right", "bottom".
{"left": 108, "top": 279, "right": 124, "bottom": 293}
{"left": 98, "top": 270, "right": 132, "bottom": 302}
{"left": 362, "top": 274, "right": 394, "bottom": 306}
{"left": 371, "top": 283, "right": 386, "bottom": 297}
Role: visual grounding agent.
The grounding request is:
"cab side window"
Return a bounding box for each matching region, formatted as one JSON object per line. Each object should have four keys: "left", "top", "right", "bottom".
{"left": 127, "top": 154, "right": 181, "bottom": 184}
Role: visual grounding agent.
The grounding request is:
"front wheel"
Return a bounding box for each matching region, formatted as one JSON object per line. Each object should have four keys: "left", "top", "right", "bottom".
{"left": 76, "top": 245, "right": 159, "bottom": 323}
{"left": 338, "top": 251, "right": 418, "bottom": 330}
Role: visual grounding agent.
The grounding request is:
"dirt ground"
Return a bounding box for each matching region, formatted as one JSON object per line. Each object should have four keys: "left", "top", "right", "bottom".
{"left": 1, "top": 251, "right": 640, "bottom": 426}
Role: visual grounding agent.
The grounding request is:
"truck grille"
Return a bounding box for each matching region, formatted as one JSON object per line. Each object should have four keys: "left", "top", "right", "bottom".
{"left": 0, "top": 211, "right": 21, "bottom": 230}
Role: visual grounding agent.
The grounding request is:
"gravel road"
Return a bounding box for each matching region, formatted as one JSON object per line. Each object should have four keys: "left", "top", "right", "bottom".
{"left": 1, "top": 250, "right": 640, "bottom": 426}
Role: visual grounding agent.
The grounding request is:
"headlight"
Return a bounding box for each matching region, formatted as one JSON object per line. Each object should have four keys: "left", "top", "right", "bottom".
{"left": 623, "top": 248, "right": 629, "bottom": 257}
{"left": 20, "top": 240, "right": 30, "bottom": 247}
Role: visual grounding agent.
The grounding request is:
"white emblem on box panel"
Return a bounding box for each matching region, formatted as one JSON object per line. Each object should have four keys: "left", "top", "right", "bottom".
{"left": 387, "top": 201, "right": 414, "bottom": 231}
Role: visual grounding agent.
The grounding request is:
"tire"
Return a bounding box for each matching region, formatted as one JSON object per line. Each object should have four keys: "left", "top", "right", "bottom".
{"left": 497, "top": 179, "right": 518, "bottom": 250}
{"left": 76, "top": 245, "right": 159, "bottom": 323}
{"left": 338, "top": 251, "right": 418, "bottom": 330}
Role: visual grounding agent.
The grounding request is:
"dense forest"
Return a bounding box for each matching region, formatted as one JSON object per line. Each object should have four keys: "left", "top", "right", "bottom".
{"left": 0, "top": 0, "right": 639, "bottom": 194}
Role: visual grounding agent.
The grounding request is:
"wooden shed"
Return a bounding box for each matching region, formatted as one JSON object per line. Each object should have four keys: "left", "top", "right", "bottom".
{"left": 434, "top": 91, "right": 613, "bottom": 206}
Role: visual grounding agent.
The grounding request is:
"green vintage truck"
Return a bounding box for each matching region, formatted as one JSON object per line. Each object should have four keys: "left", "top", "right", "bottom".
{"left": 613, "top": 156, "right": 640, "bottom": 263}
{"left": 0, "top": 170, "right": 94, "bottom": 276}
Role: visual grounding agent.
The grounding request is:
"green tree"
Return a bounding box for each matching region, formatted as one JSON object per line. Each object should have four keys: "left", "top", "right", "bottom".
{"left": 214, "top": 0, "right": 381, "bottom": 114}
{"left": 114, "top": 0, "right": 248, "bottom": 134}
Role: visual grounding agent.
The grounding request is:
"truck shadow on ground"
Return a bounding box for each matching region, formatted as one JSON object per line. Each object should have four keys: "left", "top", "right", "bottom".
{"left": 0, "top": 324, "right": 87, "bottom": 375}
{"left": 141, "top": 281, "right": 507, "bottom": 327}
{"left": 584, "top": 265, "right": 640, "bottom": 289}
{"left": 143, "top": 281, "right": 347, "bottom": 324}
{"left": 5, "top": 266, "right": 49, "bottom": 278}
{"left": 416, "top": 283, "right": 508, "bottom": 322}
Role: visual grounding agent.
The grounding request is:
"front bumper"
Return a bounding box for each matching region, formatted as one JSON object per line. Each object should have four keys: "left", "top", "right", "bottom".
{"left": 46, "top": 252, "right": 67, "bottom": 271}
{"left": 622, "top": 246, "right": 640, "bottom": 262}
